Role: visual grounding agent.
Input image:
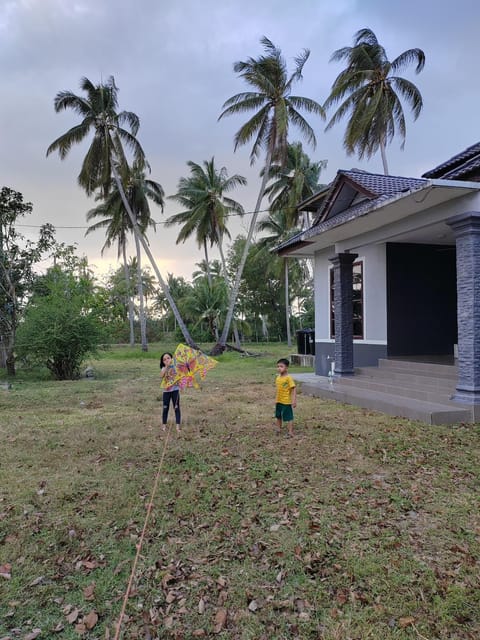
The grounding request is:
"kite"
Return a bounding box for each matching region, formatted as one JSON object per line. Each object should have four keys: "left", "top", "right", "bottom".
{"left": 161, "top": 343, "right": 217, "bottom": 390}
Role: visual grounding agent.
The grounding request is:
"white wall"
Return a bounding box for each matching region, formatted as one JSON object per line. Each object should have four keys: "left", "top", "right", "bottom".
{"left": 314, "top": 243, "right": 387, "bottom": 344}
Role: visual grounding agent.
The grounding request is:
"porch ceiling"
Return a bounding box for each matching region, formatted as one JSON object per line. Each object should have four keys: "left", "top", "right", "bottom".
{"left": 283, "top": 181, "right": 480, "bottom": 257}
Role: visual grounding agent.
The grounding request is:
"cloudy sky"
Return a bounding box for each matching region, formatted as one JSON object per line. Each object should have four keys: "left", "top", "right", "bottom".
{"left": 1, "top": 0, "right": 478, "bottom": 279}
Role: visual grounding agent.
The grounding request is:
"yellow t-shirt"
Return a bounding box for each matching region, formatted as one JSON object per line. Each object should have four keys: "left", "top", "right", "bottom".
{"left": 275, "top": 374, "right": 296, "bottom": 405}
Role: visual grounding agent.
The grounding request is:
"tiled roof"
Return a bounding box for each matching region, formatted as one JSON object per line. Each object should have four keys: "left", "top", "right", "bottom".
{"left": 276, "top": 170, "right": 428, "bottom": 253}
{"left": 341, "top": 170, "right": 426, "bottom": 196}
{"left": 422, "top": 142, "right": 480, "bottom": 179}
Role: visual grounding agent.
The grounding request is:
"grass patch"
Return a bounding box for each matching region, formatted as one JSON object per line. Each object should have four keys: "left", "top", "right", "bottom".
{"left": 1, "top": 343, "right": 479, "bottom": 639}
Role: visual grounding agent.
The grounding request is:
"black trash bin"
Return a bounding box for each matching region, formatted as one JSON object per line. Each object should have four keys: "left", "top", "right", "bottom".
{"left": 296, "top": 329, "right": 315, "bottom": 355}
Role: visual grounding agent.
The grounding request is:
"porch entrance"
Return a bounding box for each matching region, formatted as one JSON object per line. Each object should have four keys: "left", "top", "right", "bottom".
{"left": 386, "top": 243, "right": 457, "bottom": 358}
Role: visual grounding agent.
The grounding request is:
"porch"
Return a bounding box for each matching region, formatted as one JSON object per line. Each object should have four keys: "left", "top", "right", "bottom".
{"left": 294, "top": 357, "right": 472, "bottom": 425}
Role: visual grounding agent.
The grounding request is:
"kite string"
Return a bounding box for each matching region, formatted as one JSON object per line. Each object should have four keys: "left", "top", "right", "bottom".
{"left": 113, "top": 423, "right": 173, "bottom": 640}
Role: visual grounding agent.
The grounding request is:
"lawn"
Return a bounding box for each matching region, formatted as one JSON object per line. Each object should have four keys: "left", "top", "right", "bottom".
{"left": 0, "top": 343, "right": 479, "bottom": 640}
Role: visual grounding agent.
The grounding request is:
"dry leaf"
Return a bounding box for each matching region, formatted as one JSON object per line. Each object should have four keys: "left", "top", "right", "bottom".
{"left": 248, "top": 600, "right": 258, "bottom": 612}
{"left": 213, "top": 608, "right": 227, "bottom": 633}
{"left": 29, "top": 576, "right": 45, "bottom": 587}
{"left": 83, "top": 611, "right": 98, "bottom": 630}
{"left": 66, "top": 608, "right": 80, "bottom": 624}
{"left": 165, "top": 591, "right": 176, "bottom": 604}
{"left": 75, "top": 622, "right": 86, "bottom": 635}
{"left": 0, "top": 563, "right": 12, "bottom": 579}
{"left": 192, "top": 631, "right": 206, "bottom": 637}
{"left": 164, "top": 616, "right": 174, "bottom": 629}
{"left": 53, "top": 622, "right": 64, "bottom": 632}
{"left": 269, "top": 523, "right": 281, "bottom": 532}
{"left": 24, "top": 631, "right": 42, "bottom": 640}
{"left": 83, "top": 582, "right": 95, "bottom": 601}
{"left": 198, "top": 597, "right": 206, "bottom": 614}
{"left": 399, "top": 616, "right": 415, "bottom": 628}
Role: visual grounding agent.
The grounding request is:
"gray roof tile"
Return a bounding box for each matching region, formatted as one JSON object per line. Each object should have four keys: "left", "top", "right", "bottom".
{"left": 422, "top": 142, "right": 480, "bottom": 179}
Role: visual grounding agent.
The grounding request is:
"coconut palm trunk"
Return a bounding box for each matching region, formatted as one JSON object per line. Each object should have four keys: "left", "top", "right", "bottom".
{"left": 122, "top": 243, "right": 135, "bottom": 346}
{"left": 284, "top": 258, "right": 292, "bottom": 347}
{"left": 134, "top": 231, "right": 148, "bottom": 351}
{"left": 111, "top": 164, "right": 198, "bottom": 348}
{"left": 380, "top": 138, "right": 389, "bottom": 175}
{"left": 203, "top": 239, "right": 213, "bottom": 288}
{"left": 212, "top": 147, "right": 273, "bottom": 355}
{"left": 218, "top": 234, "right": 242, "bottom": 348}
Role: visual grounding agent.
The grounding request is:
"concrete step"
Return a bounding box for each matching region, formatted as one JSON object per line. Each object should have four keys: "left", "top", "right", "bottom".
{"left": 335, "top": 375, "right": 456, "bottom": 404}
{"left": 295, "top": 375, "right": 471, "bottom": 426}
{"left": 378, "top": 358, "right": 457, "bottom": 379}
{"left": 355, "top": 367, "right": 456, "bottom": 392}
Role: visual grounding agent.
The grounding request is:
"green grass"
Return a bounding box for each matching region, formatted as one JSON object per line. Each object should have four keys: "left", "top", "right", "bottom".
{"left": 1, "top": 343, "right": 479, "bottom": 639}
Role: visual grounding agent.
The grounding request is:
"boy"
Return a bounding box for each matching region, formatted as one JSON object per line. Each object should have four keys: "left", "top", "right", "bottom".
{"left": 275, "top": 358, "right": 297, "bottom": 437}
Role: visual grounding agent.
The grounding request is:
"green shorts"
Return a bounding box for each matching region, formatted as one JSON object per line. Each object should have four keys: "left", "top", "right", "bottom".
{"left": 275, "top": 402, "right": 294, "bottom": 422}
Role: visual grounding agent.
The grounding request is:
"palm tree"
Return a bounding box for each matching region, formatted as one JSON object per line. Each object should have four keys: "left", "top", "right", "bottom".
{"left": 215, "top": 36, "right": 324, "bottom": 354}
{"left": 46, "top": 76, "right": 197, "bottom": 347}
{"left": 264, "top": 141, "right": 327, "bottom": 229}
{"left": 85, "top": 193, "right": 136, "bottom": 346}
{"left": 166, "top": 158, "right": 246, "bottom": 287}
{"left": 324, "top": 28, "right": 425, "bottom": 175}
{"left": 258, "top": 208, "right": 301, "bottom": 347}
{"left": 121, "top": 162, "right": 164, "bottom": 351}
{"left": 86, "top": 164, "right": 164, "bottom": 350}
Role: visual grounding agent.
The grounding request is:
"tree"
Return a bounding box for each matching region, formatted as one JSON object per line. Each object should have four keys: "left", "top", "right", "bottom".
{"left": 259, "top": 142, "right": 325, "bottom": 346}
{"left": 86, "top": 188, "right": 136, "bottom": 346}
{"left": 257, "top": 209, "right": 298, "bottom": 347}
{"left": 16, "top": 260, "right": 108, "bottom": 380}
{"left": 46, "top": 76, "right": 197, "bottom": 347}
{"left": 324, "top": 28, "right": 425, "bottom": 175}
{"left": 166, "top": 158, "right": 246, "bottom": 287}
{"left": 86, "top": 163, "right": 164, "bottom": 350}
{"left": 263, "top": 141, "right": 327, "bottom": 228}
{"left": 215, "top": 37, "right": 324, "bottom": 354}
{"left": 184, "top": 277, "right": 228, "bottom": 340}
{"left": 0, "top": 187, "right": 55, "bottom": 375}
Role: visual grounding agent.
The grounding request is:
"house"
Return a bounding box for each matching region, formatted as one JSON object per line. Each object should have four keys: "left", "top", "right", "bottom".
{"left": 277, "top": 143, "right": 480, "bottom": 424}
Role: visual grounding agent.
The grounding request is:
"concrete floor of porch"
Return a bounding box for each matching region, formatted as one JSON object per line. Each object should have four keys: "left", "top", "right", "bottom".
{"left": 294, "top": 358, "right": 472, "bottom": 425}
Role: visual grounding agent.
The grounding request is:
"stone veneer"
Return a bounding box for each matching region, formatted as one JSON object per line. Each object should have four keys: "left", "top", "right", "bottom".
{"left": 447, "top": 212, "right": 480, "bottom": 404}
{"left": 329, "top": 253, "right": 358, "bottom": 375}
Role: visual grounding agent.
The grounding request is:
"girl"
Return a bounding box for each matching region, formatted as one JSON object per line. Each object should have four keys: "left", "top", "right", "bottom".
{"left": 160, "top": 352, "right": 181, "bottom": 433}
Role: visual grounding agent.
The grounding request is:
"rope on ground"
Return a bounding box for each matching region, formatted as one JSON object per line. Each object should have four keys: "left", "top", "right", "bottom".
{"left": 113, "top": 423, "right": 173, "bottom": 640}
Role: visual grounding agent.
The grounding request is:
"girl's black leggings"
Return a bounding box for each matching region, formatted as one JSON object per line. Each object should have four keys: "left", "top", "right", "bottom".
{"left": 162, "top": 390, "right": 181, "bottom": 425}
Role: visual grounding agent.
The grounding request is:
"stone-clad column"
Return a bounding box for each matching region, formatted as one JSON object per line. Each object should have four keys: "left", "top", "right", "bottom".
{"left": 329, "top": 252, "right": 358, "bottom": 376}
{"left": 447, "top": 212, "right": 480, "bottom": 404}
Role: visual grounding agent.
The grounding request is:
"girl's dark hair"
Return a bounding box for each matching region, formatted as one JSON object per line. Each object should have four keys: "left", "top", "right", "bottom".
{"left": 160, "top": 352, "right": 173, "bottom": 368}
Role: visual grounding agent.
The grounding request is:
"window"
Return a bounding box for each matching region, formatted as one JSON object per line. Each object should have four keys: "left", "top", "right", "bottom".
{"left": 330, "top": 261, "right": 364, "bottom": 339}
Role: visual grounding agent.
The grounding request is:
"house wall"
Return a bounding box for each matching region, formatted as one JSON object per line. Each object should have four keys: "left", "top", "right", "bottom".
{"left": 314, "top": 243, "right": 388, "bottom": 375}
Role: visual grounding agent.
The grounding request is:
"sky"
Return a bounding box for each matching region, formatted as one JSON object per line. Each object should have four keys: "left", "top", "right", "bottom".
{"left": 1, "top": 0, "right": 479, "bottom": 280}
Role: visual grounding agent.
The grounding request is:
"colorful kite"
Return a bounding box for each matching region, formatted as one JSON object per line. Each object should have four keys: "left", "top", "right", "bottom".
{"left": 161, "top": 344, "right": 217, "bottom": 390}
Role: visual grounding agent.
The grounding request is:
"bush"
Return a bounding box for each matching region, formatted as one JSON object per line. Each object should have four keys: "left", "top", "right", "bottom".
{"left": 16, "top": 268, "right": 109, "bottom": 379}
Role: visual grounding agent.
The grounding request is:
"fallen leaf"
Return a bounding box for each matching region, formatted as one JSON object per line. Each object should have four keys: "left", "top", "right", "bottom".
{"left": 24, "top": 631, "right": 42, "bottom": 640}
{"left": 399, "top": 616, "right": 415, "bottom": 628}
{"left": 83, "top": 611, "right": 98, "bottom": 630}
{"left": 53, "top": 622, "right": 64, "bottom": 632}
{"left": 192, "top": 631, "right": 206, "bottom": 637}
{"left": 198, "top": 597, "right": 206, "bottom": 614}
{"left": 165, "top": 591, "right": 176, "bottom": 604}
{"left": 83, "top": 582, "right": 95, "bottom": 601}
{"left": 29, "top": 576, "right": 45, "bottom": 587}
{"left": 269, "top": 523, "right": 281, "bottom": 532}
{"left": 66, "top": 608, "right": 80, "bottom": 624}
{"left": 0, "top": 563, "right": 12, "bottom": 579}
{"left": 75, "top": 622, "right": 86, "bottom": 635}
{"left": 213, "top": 608, "right": 227, "bottom": 633}
{"left": 248, "top": 600, "right": 258, "bottom": 612}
